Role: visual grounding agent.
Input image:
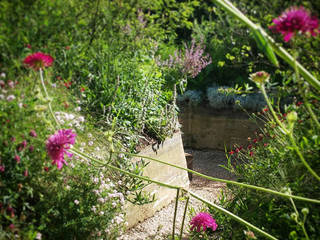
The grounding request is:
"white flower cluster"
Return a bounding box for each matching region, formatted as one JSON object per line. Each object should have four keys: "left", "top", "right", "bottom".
{"left": 0, "top": 80, "right": 17, "bottom": 102}
{"left": 55, "top": 111, "right": 85, "bottom": 131}
{"left": 90, "top": 172, "right": 127, "bottom": 239}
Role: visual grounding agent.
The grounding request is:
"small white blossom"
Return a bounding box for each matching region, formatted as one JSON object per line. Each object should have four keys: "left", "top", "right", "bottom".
{"left": 78, "top": 116, "right": 85, "bottom": 122}
{"left": 0, "top": 73, "right": 6, "bottom": 78}
{"left": 18, "top": 103, "right": 23, "bottom": 108}
{"left": 91, "top": 206, "right": 97, "bottom": 213}
{"left": 66, "top": 114, "right": 75, "bottom": 120}
{"left": 6, "top": 95, "right": 15, "bottom": 101}
{"left": 99, "top": 211, "right": 104, "bottom": 216}
{"left": 51, "top": 83, "right": 57, "bottom": 88}
{"left": 93, "top": 177, "right": 99, "bottom": 184}
{"left": 74, "top": 199, "right": 80, "bottom": 205}
{"left": 35, "top": 233, "right": 42, "bottom": 240}
{"left": 88, "top": 141, "right": 94, "bottom": 146}
{"left": 8, "top": 81, "right": 14, "bottom": 88}
{"left": 0, "top": 94, "right": 5, "bottom": 100}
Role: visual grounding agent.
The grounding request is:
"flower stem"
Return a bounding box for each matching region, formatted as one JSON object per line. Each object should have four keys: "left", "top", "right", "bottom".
{"left": 289, "top": 198, "right": 310, "bottom": 240}
{"left": 260, "top": 84, "right": 289, "bottom": 135}
{"left": 70, "top": 148, "right": 278, "bottom": 240}
{"left": 116, "top": 151, "right": 320, "bottom": 204}
{"left": 293, "top": 52, "right": 320, "bottom": 129}
{"left": 172, "top": 188, "right": 180, "bottom": 239}
{"left": 212, "top": 0, "right": 320, "bottom": 91}
{"left": 39, "top": 68, "right": 60, "bottom": 128}
{"left": 288, "top": 132, "right": 320, "bottom": 181}
{"left": 260, "top": 84, "right": 319, "bottom": 180}
{"left": 188, "top": 191, "right": 278, "bottom": 240}
{"left": 179, "top": 196, "right": 189, "bottom": 239}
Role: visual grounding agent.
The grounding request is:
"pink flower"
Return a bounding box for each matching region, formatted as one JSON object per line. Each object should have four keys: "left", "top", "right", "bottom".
{"left": 17, "top": 140, "right": 27, "bottom": 151}
{"left": 14, "top": 155, "right": 21, "bottom": 163}
{"left": 269, "top": 6, "right": 319, "bottom": 42}
{"left": 23, "top": 52, "right": 54, "bottom": 70}
{"left": 24, "top": 170, "right": 28, "bottom": 177}
{"left": 46, "top": 129, "right": 76, "bottom": 170}
{"left": 29, "top": 130, "right": 37, "bottom": 137}
{"left": 0, "top": 165, "right": 5, "bottom": 172}
{"left": 190, "top": 212, "right": 218, "bottom": 232}
{"left": 29, "top": 145, "right": 34, "bottom": 152}
{"left": 229, "top": 150, "right": 235, "bottom": 155}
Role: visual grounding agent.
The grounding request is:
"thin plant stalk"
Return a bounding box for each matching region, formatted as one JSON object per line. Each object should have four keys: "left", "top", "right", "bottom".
{"left": 289, "top": 198, "right": 310, "bottom": 240}
{"left": 260, "top": 84, "right": 320, "bottom": 181}
{"left": 116, "top": 151, "right": 320, "bottom": 204}
{"left": 293, "top": 53, "right": 320, "bottom": 129}
{"left": 212, "top": 0, "right": 320, "bottom": 91}
{"left": 70, "top": 148, "right": 278, "bottom": 240}
{"left": 39, "top": 68, "right": 60, "bottom": 128}
{"left": 179, "top": 196, "right": 190, "bottom": 239}
{"left": 288, "top": 132, "right": 320, "bottom": 181}
{"left": 172, "top": 188, "right": 180, "bottom": 239}
{"left": 188, "top": 190, "right": 278, "bottom": 240}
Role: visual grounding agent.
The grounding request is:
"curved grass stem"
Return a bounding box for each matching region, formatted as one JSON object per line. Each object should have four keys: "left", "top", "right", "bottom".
{"left": 188, "top": 191, "right": 278, "bottom": 240}
{"left": 70, "top": 148, "right": 278, "bottom": 240}
{"left": 116, "top": 151, "right": 320, "bottom": 204}
{"left": 260, "top": 84, "right": 320, "bottom": 181}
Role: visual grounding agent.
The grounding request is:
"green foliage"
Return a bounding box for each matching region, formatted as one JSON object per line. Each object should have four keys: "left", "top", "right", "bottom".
{"left": 0, "top": 74, "right": 137, "bottom": 239}
{"left": 215, "top": 97, "right": 320, "bottom": 239}
{"left": 188, "top": 0, "right": 320, "bottom": 91}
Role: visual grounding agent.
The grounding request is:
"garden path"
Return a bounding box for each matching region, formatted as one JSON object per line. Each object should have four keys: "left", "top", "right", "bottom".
{"left": 119, "top": 150, "right": 234, "bottom": 240}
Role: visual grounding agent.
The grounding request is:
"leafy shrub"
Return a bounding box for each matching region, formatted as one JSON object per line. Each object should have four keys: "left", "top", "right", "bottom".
{"left": 0, "top": 72, "right": 132, "bottom": 239}
{"left": 215, "top": 98, "right": 320, "bottom": 239}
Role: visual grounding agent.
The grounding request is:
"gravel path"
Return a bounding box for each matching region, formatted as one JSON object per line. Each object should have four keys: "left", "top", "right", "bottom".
{"left": 119, "top": 150, "right": 234, "bottom": 240}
